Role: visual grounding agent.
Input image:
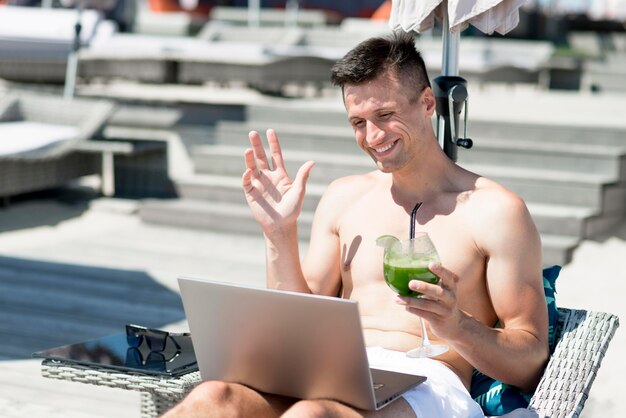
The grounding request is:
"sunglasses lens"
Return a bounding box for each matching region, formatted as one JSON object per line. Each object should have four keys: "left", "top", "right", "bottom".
{"left": 126, "top": 347, "right": 143, "bottom": 367}
{"left": 145, "top": 332, "right": 167, "bottom": 352}
{"left": 145, "top": 352, "right": 166, "bottom": 371}
{"left": 125, "top": 326, "right": 143, "bottom": 348}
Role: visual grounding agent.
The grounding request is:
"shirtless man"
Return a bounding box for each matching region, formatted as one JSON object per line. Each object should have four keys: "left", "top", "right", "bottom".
{"left": 164, "top": 32, "right": 549, "bottom": 418}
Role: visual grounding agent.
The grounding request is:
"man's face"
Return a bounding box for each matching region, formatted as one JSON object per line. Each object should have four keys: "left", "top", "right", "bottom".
{"left": 343, "top": 73, "right": 431, "bottom": 173}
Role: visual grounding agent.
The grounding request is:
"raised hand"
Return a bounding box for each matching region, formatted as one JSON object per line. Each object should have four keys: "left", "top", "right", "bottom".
{"left": 242, "top": 129, "right": 315, "bottom": 234}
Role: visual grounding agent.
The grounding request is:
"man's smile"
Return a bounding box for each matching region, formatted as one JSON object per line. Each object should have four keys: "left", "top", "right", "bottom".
{"left": 372, "top": 139, "right": 398, "bottom": 155}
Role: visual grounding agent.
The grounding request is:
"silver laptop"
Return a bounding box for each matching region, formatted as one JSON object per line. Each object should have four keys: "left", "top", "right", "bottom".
{"left": 178, "top": 277, "right": 426, "bottom": 410}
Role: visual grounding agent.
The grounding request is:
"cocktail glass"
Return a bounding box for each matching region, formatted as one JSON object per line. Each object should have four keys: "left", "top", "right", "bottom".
{"left": 380, "top": 232, "right": 449, "bottom": 358}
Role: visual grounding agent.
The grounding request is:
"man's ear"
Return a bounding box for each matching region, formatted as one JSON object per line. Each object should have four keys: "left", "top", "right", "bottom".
{"left": 422, "top": 88, "right": 436, "bottom": 116}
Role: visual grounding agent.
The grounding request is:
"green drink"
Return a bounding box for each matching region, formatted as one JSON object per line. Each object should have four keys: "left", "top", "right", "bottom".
{"left": 377, "top": 231, "right": 448, "bottom": 358}
{"left": 383, "top": 258, "right": 439, "bottom": 297}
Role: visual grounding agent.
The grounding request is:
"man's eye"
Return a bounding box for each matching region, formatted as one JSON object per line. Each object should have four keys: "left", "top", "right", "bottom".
{"left": 379, "top": 113, "right": 392, "bottom": 119}
{"left": 352, "top": 120, "right": 364, "bottom": 127}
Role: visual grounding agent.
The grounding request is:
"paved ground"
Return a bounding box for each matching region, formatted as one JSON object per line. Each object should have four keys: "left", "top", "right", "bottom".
{"left": 0, "top": 188, "right": 269, "bottom": 418}
{"left": 0, "top": 186, "right": 622, "bottom": 417}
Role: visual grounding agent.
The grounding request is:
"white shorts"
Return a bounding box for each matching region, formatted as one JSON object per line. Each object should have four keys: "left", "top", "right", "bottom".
{"left": 366, "top": 346, "right": 485, "bottom": 418}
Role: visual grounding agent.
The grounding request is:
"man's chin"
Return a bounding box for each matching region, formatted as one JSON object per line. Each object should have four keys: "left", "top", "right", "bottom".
{"left": 375, "top": 162, "right": 394, "bottom": 173}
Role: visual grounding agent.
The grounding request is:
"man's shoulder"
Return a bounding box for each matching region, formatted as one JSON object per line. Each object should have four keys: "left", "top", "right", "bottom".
{"left": 315, "top": 171, "right": 385, "bottom": 215}
{"left": 470, "top": 177, "right": 526, "bottom": 211}
{"left": 326, "top": 170, "right": 384, "bottom": 195}
{"left": 453, "top": 174, "right": 532, "bottom": 231}
{"left": 464, "top": 176, "right": 537, "bottom": 239}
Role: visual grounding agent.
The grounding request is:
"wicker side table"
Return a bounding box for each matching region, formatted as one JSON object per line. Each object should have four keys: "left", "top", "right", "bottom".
{"left": 41, "top": 359, "right": 201, "bottom": 417}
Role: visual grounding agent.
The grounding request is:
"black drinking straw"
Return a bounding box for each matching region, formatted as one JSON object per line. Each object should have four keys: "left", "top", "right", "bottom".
{"left": 410, "top": 202, "right": 423, "bottom": 239}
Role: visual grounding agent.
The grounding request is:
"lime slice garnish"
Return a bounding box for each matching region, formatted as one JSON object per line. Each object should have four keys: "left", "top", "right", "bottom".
{"left": 376, "top": 235, "right": 400, "bottom": 248}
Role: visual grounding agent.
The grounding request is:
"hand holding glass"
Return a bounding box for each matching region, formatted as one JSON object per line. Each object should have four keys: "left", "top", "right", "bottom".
{"left": 378, "top": 232, "right": 449, "bottom": 358}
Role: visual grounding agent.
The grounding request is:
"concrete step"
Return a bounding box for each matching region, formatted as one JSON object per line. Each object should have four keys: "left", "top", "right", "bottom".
{"left": 138, "top": 198, "right": 577, "bottom": 267}
{"left": 139, "top": 198, "right": 314, "bottom": 241}
{"left": 540, "top": 234, "right": 580, "bottom": 266}
{"left": 462, "top": 163, "right": 626, "bottom": 213}
{"left": 214, "top": 120, "right": 359, "bottom": 154}
{"left": 246, "top": 102, "right": 626, "bottom": 147}
{"left": 468, "top": 119, "right": 626, "bottom": 148}
{"left": 174, "top": 173, "right": 326, "bottom": 213}
{"left": 171, "top": 171, "right": 614, "bottom": 239}
{"left": 191, "top": 145, "right": 624, "bottom": 213}
{"left": 458, "top": 138, "right": 626, "bottom": 180}
{"left": 215, "top": 121, "right": 626, "bottom": 180}
{"left": 247, "top": 101, "right": 348, "bottom": 127}
{"left": 528, "top": 203, "right": 596, "bottom": 237}
{"left": 192, "top": 144, "right": 371, "bottom": 184}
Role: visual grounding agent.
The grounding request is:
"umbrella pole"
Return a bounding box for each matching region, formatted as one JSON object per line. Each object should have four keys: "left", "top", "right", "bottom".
{"left": 433, "top": 2, "right": 472, "bottom": 161}
{"left": 248, "top": 0, "right": 261, "bottom": 28}
{"left": 64, "top": 1, "right": 83, "bottom": 100}
{"left": 441, "top": 9, "right": 460, "bottom": 77}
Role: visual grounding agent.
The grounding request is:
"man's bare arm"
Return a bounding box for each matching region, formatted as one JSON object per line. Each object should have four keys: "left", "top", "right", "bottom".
{"left": 467, "top": 193, "right": 548, "bottom": 391}
{"left": 242, "top": 129, "right": 343, "bottom": 296}
{"left": 400, "top": 191, "right": 549, "bottom": 392}
{"left": 242, "top": 129, "right": 314, "bottom": 293}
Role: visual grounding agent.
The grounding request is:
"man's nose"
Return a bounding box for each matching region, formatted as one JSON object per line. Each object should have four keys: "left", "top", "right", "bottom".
{"left": 366, "top": 121, "right": 385, "bottom": 145}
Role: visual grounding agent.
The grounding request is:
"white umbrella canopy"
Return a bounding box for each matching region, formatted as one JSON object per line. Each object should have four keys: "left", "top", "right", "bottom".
{"left": 389, "top": 0, "right": 528, "bottom": 35}
{"left": 388, "top": 0, "right": 530, "bottom": 160}
{"left": 389, "top": 0, "right": 529, "bottom": 76}
{"left": 589, "top": 0, "right": 626, "bottom": 21}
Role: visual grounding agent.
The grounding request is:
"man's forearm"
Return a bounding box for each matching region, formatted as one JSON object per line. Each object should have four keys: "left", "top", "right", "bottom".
{"left": 451, "top": 313, "right": 549, "bottom": 392}
{"left": 264, "top": 224, "right": 312, "bottom": 293}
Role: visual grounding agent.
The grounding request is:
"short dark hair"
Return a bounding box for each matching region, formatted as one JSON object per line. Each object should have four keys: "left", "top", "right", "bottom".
{"left": 330, "top": 32, "right": 430, "bottom": 101}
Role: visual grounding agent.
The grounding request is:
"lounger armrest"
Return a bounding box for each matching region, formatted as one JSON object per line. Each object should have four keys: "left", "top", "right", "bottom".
{"left": 528, "top": 308, "right": 619, "bottom": 418}
{"left": 13, "top": 92, "right": 116, "bottom": 140}
{"left": 0, "top": 92, "right": 116, "bottom": 160}
{"left": 0, "top": 94, "right": 20, "bottom": 122}
{"left": 76, "top": 99, "right": 117, "bottom": 141}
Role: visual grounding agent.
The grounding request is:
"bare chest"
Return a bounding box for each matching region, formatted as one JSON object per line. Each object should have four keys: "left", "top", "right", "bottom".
{"left": 336, "top": 196, "right": 492, "bottom": 321}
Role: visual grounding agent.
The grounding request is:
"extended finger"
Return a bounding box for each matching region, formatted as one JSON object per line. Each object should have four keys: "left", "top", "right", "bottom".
{"left": 428, "top": 263, "right": 458, "bottom": 291}
{"left": 244, "top": 148, "right": 257, "bottom": 172}
{"left": 249, "top": 131, "right": 270, "bottom": 170}
{"left": 408, "top": 280, "right": 443, "bottom": 300}
{"left": 266, "top": 129, "right": 285, "bottom": 172}
{"left": 293, "top": 160, "right": 315, "bottom": 191}
{"left": 242, "top": 168, "right": 254, "bottom": 192}
{"left": 396, "top": 295, "right": 447, "bottom": 318}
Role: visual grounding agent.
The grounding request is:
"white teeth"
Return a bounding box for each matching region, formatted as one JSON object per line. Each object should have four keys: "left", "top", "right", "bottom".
{"left": 374, "top": 142, "right": 394, "bottom": 153}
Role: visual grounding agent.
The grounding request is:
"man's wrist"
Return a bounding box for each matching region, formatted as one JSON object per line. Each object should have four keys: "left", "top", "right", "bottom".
{"left": 444, "top": 310, "right": 479, "bottom": 349}
{"left": 263, "top": 221, "right": 299, "bottom": 242}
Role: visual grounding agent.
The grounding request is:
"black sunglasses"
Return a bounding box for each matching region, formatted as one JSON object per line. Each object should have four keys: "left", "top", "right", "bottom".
{"left": 125, "top": 324, "right": 190, "bottom": 353}
{"left": 126, "top": 347, "right": 180, "bottom": 369}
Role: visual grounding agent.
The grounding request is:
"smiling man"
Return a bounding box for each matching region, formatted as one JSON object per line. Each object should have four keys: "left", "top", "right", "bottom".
{"left": 163, "top": 32, "right": 548, "bottom": 418}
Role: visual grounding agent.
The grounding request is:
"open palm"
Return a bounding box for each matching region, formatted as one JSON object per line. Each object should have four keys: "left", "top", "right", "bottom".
{"left": 242, "top": 129, "right": 315, "bottom": 233}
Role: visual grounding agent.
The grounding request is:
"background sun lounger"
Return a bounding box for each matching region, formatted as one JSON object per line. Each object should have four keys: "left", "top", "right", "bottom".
{"left": 0, "top": 91, "right": 115, "bottom": 199}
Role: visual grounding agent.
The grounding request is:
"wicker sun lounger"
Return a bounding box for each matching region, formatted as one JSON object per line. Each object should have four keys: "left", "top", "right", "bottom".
{"left": 41, "top": 307, "right": 619, "bottom": 418}
{"left": 0, "top": 91, "right": 115, "bottom": 198}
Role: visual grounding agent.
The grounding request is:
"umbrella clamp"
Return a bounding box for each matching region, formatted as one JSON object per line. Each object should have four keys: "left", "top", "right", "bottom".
{"left": 447, "top": 85, "right": 473, "bottom": 151}
{"left": 433, "top": 75, "right": 473, "bottom": 161}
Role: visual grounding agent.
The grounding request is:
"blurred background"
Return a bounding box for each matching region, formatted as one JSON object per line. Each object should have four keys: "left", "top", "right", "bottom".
{"left": 0, "top": 1, "right": 624, "bottom": 417}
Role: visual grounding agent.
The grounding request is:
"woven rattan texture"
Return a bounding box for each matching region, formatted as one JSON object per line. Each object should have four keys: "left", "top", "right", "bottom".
{"left": 40, "top": 307, "right": 619, "bottom": 418}
{"left": 41, "top": 360, "right": 201, "bottom": 417}
{"left": 528, "top": 308, "right": 619, "bottom": 417}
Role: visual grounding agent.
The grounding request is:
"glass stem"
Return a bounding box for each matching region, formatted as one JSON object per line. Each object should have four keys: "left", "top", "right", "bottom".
{"left": 420, "top": 317, "right": 431, "bottom": 347}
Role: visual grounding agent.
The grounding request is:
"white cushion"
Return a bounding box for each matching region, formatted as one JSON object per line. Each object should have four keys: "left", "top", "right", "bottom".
{"left": 0, "top": 121, "right": 78, "bottom": 156}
